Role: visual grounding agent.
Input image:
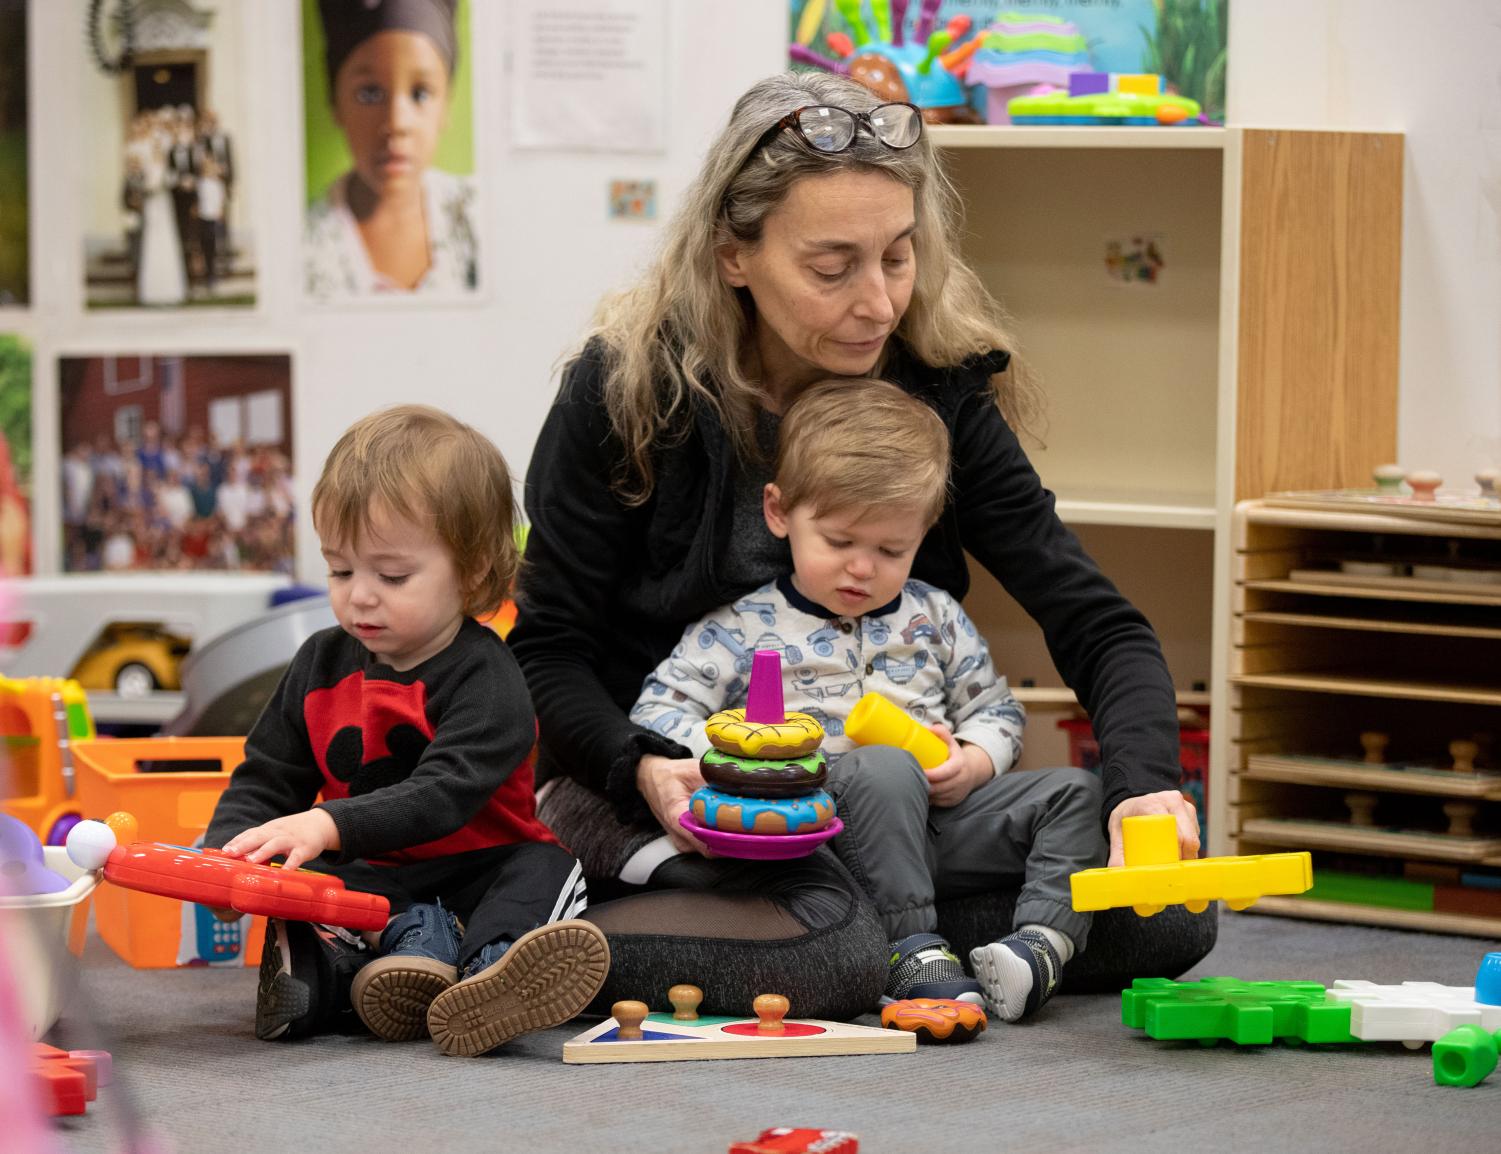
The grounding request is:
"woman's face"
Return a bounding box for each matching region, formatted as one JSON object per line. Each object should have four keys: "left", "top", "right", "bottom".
{"left": 333, "top": 30, "right": 450, "bottom": 197}
{"left": 719, "top": 169, "right": 917, "bottom": 391}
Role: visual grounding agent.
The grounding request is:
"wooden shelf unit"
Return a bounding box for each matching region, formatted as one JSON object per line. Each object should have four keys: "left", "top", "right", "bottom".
{"left": 1220, "top": 501, "right": 1501, "bottom": 937}
{"left": 930, "top": 129, "right": 1404, "bottom": 783}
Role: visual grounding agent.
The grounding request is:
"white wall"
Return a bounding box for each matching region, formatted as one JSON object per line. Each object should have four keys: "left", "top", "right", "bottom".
{"left": 13, "top": 0, "right": 1499, "bottom": 584}
{"left": 21, "top": 0, "right": 785, "bottom": 583}
{"left": 1229, "top": 0, "right": 1501, "bottom": 480}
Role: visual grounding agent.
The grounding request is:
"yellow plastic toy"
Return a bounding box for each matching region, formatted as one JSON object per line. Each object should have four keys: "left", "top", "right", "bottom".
{"left": 845, "top": 692, "right": 949, "bottom": 771}
{"left": 1070, "top": 813, "right": 1313, "bottom": 917}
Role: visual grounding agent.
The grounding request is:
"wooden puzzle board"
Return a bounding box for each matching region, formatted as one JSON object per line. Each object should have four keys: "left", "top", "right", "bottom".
{"left": 1264, "top": 490, "right": 1501, "bottom": 526}
{"left": 1286, "top": 568, "right": 1501, "bottom": 601}
{"left": 562, "top": 1011, "right": 916, "bottom": 1064}
{"left": 1243, "top": 754, "right": 1501, "bottom": 800}
{"left": 1240, "top": 817, "right": 1501, "bottom": 862}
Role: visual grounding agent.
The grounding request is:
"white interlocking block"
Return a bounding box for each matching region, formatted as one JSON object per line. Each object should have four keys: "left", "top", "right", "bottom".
{"left": 1329, "top": 980, "right": 1501, "bottom": 1042}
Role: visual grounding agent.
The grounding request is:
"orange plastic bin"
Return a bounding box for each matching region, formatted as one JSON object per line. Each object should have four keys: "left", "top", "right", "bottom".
{"left": 72, "top": 737, "right": 265, "bottom": 969}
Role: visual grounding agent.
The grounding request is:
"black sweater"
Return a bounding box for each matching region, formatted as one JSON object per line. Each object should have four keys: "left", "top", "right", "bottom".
{"left": 206, "top": 618, "right": 554, "bottom": 865}
{"left": 509, "top": 339, "right": 1180, "bottom": 824}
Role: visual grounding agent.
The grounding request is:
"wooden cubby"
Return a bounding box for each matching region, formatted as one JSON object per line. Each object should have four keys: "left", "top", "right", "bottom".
{"left": 930, "top": 126, "right": 1405, "bottom": 787}
{"left": 1222, "top": 502, "right": 1501, "bottom": 937}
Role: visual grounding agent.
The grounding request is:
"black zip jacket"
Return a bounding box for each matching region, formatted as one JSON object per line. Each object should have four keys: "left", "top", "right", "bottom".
{"left": 510, "top": 338, "right": 1181, "bottom": 825}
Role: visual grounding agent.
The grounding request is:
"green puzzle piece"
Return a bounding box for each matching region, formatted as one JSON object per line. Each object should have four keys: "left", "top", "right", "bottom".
{"left": 1122, "top": 977, "right": 1360, "bottom": 1045}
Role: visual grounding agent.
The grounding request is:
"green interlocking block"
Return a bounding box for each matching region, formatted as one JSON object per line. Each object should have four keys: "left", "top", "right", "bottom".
{"left": 1123, "top": 977, "right": 1359, "bottom": 1045}
{"left": 1432, "top": 1025, "right": 1501, "bottom": 1087}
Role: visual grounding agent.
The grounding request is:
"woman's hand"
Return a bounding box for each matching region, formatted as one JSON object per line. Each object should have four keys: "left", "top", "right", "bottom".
{"left": 924, "top": 724, "right": 996, "bottom": 809}
{"left": 1106, "top": 790, "right": 1200, "bottom": 867}
{"left": 220, "top": 808, "right": 341, "bottom": 872}
{"left": 636, "top": 753, "right": 711, "bottom": 855}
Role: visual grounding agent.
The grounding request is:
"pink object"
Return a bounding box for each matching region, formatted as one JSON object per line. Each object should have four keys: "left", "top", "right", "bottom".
{"left": 679, "top": 813, "right": 843, "bottom": 861}
{"left": 744, "top": 650, "right": 787, "bottom": 724}
{"left": 69, "top": 1049, "right": 112, "bottom": 1086}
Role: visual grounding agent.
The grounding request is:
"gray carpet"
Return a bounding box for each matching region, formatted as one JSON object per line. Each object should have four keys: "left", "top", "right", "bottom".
{"left": 44, "top": 911, "right": 1501, "bottom": 1154}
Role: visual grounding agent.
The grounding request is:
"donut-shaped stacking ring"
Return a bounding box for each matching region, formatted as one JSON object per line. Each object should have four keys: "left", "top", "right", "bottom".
{"left": 880, "top": 998, "right": 988, "bottom": 1044}
{"left": 704, "top": 708, "right": 825, "bottom": 758}
{"left": 688, "top": 785, "right": 835, "bottom": 836}
{"left": 699, "top": 748, "right": 827, "bottom": 798}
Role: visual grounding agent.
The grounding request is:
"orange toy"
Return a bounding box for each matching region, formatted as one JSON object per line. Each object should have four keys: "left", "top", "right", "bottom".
{"left": 880, "top": 997, "right": 988, "bottom": 1043}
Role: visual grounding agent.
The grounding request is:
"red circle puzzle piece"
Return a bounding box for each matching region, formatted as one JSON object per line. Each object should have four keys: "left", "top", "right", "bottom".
{"left": 102, "top": 843, "right": 390, "bottom": 931}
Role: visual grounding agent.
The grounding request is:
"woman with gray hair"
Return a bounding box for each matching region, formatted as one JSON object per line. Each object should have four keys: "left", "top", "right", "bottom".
{"left": 511, "top": 71, "right": 1212, "bottom": 1019}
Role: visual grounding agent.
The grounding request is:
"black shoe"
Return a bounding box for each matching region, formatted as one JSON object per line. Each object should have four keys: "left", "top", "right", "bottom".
{"left": 255, "top": 918, "right": 373, "bottom": 1041}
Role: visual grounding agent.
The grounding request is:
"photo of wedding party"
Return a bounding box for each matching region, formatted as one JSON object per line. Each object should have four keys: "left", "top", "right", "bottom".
{"left": 58, "top": 353, "right": 294, "bottom": 574}
{"left": 81, "top": 0, "right": 256, "bottom": 308}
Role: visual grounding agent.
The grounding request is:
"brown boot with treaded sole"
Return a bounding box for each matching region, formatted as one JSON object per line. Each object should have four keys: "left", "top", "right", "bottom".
{"left": 351, "top": 954, "right": 457, "bottom": 1041}
{"left": 426, "top": 919, "right": 610, "bottom": 1057}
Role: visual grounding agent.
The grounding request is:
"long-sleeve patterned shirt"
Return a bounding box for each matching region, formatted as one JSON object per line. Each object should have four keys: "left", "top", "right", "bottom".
{"left": 630, "top": 575, "right": 1025, "bottom": 774}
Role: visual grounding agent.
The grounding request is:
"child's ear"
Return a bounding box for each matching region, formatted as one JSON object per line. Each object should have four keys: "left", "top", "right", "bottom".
{"left": 763, "top": 483, "right": 790, "bottom": 539}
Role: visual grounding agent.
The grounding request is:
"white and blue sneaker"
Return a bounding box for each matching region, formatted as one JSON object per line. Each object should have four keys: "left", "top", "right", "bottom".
{"left": 881, "top": 933, "right": 986, "bottom": 1006}
{"left": 970, "top": 928, "right": 1063, "bottom": 1022}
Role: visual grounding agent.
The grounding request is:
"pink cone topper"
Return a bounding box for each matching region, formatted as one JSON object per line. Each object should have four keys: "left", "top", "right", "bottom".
{"left": 744, "top": 650, "right": 786, "bottom": 724}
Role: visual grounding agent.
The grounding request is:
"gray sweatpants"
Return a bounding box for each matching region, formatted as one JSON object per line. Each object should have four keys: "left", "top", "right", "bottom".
{"left": 824, "top": 746, "right": 1106, "bottom": 949}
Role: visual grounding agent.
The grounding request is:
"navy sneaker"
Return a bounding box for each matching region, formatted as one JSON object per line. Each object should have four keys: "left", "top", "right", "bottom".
{"left": 881, "top": 933, "right": 986, "bottom": 1006}
{"left": 426, "top": 919, "right": 610, "bottom": 1057}
{"left": 970, "top": 928, "right": 1063, "bottom": 1022}
{"left": 255, "top": 918, "right": 372, "bottom": 1041}
{"left": 351, "top": 902, "right": 463, "bottom": 1042}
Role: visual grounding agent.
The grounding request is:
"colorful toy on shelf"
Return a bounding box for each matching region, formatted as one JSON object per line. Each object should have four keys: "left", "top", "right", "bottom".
{"left": 563, "top": 985, "right": 915, "bottom": 1063}
{"left": 964, "top": 13, "right": 1091, "bottom": 124}
{"left": 791, "top": 0, "right": 982, "bottom": 124}
{"left": 680, "top": 651, "right": 842, "bottom": 860}
{"left": 1069, "top": 813, "right": 1312, "bottom": 916}
{"left": 880, "top": 997, "right": 987, "bottom": 1043}
{"left": 65, "top": 812, "right": 390, "bottom": 932}
{"left": 69, "top": 623, "right": 191, "bottom": 698}
{"left": 1122, "top": 977, "right": 1358, "bottom": 1046}
{"left": 1008, "top": 75, "right": 1202, "bottom": 127}
{"left": 0, "top": 676, "right": 96, "bottom": 846}
{"left": 845, "top": 691, "right": 948, "bottom": 770}
{"left": 1433, "top": 1024, "right": 1501, "bottom": 1087}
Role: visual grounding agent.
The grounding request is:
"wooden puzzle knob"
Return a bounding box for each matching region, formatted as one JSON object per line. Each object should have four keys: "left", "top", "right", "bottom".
{"left": 1360, "top": 731, "right": 1389, "bottom": 764}
{"left": 1476, "top": 470, "right": 1499, "bottom": 500}
{"left": 1372, "top": 463, "right": 1406, "bottom": 493}
{"left": 753, "top": 993, "right": 790, "bottom": 1033}
{"left": 612, "top": 1000, "right": 649, "bottom": 1040}
{"left": 1406, "top": 470, "right": 1442, "bottom": 501}
{"left": 1345, "top": 792, "right": 1379, "bottom": 827}
{"left": 668, "top": 984, "right": 703, "bottom": 1021}
{"left": 1450, "top": 740, "right": 1480, "bottom": 774}
{"left": 1444, "top": 802, "right": 1478, "bottom": 838}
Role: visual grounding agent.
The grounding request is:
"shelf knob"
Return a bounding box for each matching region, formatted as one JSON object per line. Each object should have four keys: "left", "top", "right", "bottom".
{"left": 1450, "top": 740, "right": 1480, "bottom": 774}
{"left": 1359, "top": 731, "right": 1390, "bottom": 764}
{"left": 1443, "top": 802, "right": 1478, "bottom": 838}
{"left": 1372, "top": 463, "right": 1406, "bottom": 493}
{"left": 1477, "top": 470, "right": 1499, "bottom": 500}
{"left": 1344, "top": 791, "right": 1380, "bottom": 827}
{"left": 1406, "top": 470, "right": 1442, "bottom": 501}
